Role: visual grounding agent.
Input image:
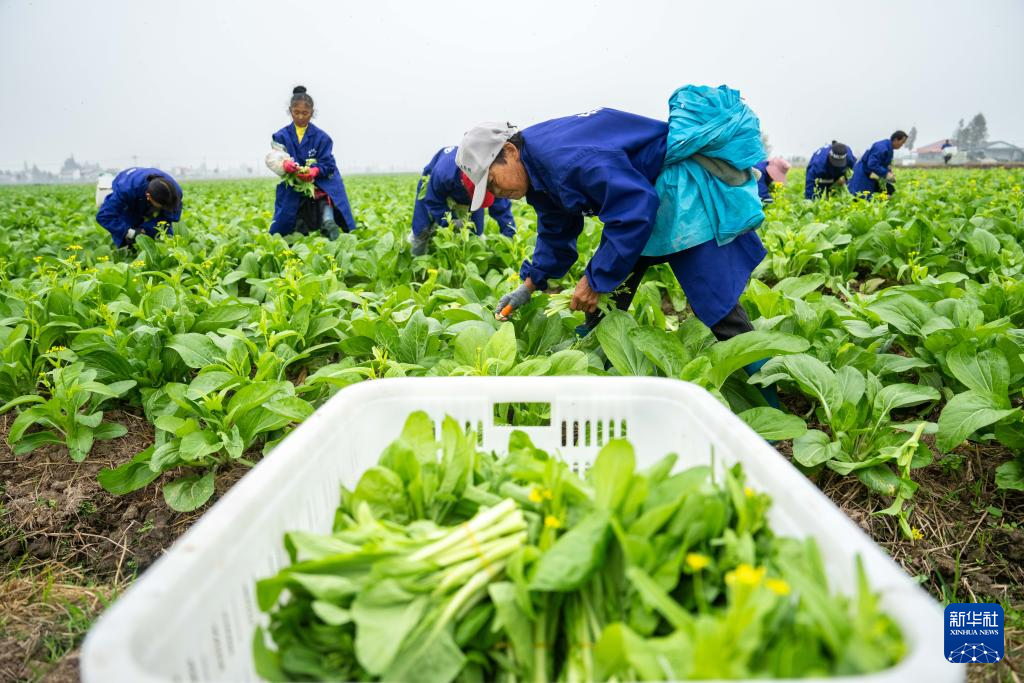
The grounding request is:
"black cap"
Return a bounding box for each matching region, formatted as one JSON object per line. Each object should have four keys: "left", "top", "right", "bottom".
{"left": 828, "top": 141, "right": 848, "bottom": 168}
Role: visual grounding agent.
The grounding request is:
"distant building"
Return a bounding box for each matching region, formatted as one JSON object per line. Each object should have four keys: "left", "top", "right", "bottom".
{"left": 974, "top": 141, "right": 1024, "bottom": 163}
{"left": 915, "top": 140, "right": 955, "bottom": 164}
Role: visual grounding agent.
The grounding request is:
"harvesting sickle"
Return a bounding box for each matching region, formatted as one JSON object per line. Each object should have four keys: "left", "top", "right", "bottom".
{"left": 459, "top": 86, "right": 780, "bottom": 406}
{"left": 95, "top": 167, "right": 182, "bottom": 248}
{"left": 267, "top": 85, "right": 357, "bottom": 240}
{"left": 409, "top": 145, "right": 517, "bottom": 256}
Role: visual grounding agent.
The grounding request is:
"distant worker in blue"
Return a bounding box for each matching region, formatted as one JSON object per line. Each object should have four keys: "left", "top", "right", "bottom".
{"left": 753, "top": 157, "right": 791, "bottom": 204}
{"left": 95, "top": 167, "right": 182, "bottom": 247}
{"left": 410, "top": 145, "right": 517, "bottom": 256}
{"left": 941, "top": 139, "right": 956, "bottom": 165}
{"left": 849, "top": 131, "right": 908, "bottom": 198}
{"left": 804, "top": 141, "right": 856, "bottom": 199}
{"left": 268, "top": 86, "right": 356, "bottom": 240}
{"left": 458, "top": 86, "right": 779, "bottom": 406}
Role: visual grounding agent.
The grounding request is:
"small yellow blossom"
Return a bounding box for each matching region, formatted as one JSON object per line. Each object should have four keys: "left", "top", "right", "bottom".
{"left": 33, "top": 255, "right": 43, "bottom": 263}
{"left": 543, "top": 515, "right": 561, "bottom": 529}
{"left": 66, "top": 244, "right": 83, "bottom": 251}
{"left": 132, "top": 260, "right": 145, "bottom": 267}
{"left": 766, "top": 578, "right": 791, "bottom": 596}
{"left": 46, "top": 345, "right": 68, "bottom": 353}
{"left": 528, "top": 487, "right": 543, "bottom": 504}
{"left": 910, "top": 527, "right": 924, "bottom": 541}
{"left": 726, "top": 563, "right": 766, "bottom": 587}
{"left": 686, "top": 553, "right": 710, "bottom": 571}
{"left": 97, "top": 255, "right": 109, "bottom": 262}
{"left": 744, "top": 486, "right": 755, "bottom": 498}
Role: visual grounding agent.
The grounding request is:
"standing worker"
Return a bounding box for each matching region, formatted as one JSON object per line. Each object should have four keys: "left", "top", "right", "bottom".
{"left": 268, "top": 86, "right": 357, "bottom": 240}
{"left": 753, "top": 157, "right": 791, "bottom": 204}
{"left": 849, "top": 131, "right": 908, "bottom": 198}
{"left": 95, "top": 167, "right": 182, "bottom": 247}
{"left": 410, "top": 145, "right": 516, "bottom": 256}
{"left": 459, "top": 85, "right": 778, "bottom": 405}
{"left": 804, "top": 141, "right": 856, "bottom": 199}
{"left": 941, "top": 139, "right": 956, "bottom": 165}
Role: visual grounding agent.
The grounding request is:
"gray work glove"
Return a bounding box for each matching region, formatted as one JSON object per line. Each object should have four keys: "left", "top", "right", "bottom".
{"left": 410, "top": 227, "right": 434, "bottom": 256}
{"left": 496, "top": 283, "right": 532, "bottom": 320}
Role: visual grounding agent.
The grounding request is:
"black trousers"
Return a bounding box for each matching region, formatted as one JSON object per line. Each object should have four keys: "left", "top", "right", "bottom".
{"left": 583, "top": 255, "right": 754, "bottom": 342}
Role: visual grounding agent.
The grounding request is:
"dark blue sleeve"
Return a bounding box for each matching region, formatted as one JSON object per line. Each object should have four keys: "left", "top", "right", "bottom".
{"left": 312, "top": 132, "right": 338, "bottom": 178}
{"left": 488, "top": 199, "right": 516, "bottom": 237}
{"left": 804, "top": 163, "right": 817, "bottom": 200}
{"left": 865, "top": 143, "right": 890, "bottom": 177}
{"left": 561, "top": 151, "right": 660, "bottom": 293}
{"left": 96, "top": 190, "right": 133, "bottom": 247}
{"left": 519, "top": 192, "right": 584, "bottom": 289}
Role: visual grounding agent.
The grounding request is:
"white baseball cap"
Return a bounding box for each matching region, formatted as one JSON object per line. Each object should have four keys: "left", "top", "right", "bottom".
{"left": 456, "top": 121, "right": 518, "bottom": 210}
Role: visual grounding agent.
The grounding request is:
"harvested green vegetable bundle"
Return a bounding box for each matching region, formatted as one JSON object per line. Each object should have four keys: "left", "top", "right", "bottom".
{"left": 254, "top": 413, "right": 905, "bottom": 682}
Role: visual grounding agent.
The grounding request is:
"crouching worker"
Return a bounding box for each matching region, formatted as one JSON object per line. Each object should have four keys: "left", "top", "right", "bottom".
{"left": 268, "top": 86, "right": 356, "bottom": 240}
{"left": 753, "top": 157, "right": 791, "bottom": 204}
{"left": 459, "top": 85, "right": 779, "bottom": 406}
{"left": 805, "top": 141, "right": 856, "bottom": 199}
{"left": 849, "top": 130, "right": 907, "bottom": 198}
{"left": 410, "top": 145, "right": 517, "bottom": 256}
{"left": 95, "top": 167, "right": 181, "bottom": 247}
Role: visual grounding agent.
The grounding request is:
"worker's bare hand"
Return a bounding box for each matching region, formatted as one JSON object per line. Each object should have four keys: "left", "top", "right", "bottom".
{"left": 570, "top": 276, "right": 599, "bottom": 313}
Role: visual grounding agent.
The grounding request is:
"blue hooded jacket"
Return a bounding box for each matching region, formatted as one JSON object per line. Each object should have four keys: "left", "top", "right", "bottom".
{"left": 849, "top": 138, "right": 893, "bottom": 196}
{"left": 754, "top": 160, "right": 772, "bottom": 202}
{"left": 412, "top": 146, "right": 516, "bottom": 237}
{"left": 96, "top": 167, "right": 181, "bottom": 247}
{"left": 805, "top": 144, "right": 856, "bottom": 199}
{"left": 516, "top": 107, "right": 764, "bottom": 326}
{"left": 269, "top": 122, "right": 357, "bottom": 235}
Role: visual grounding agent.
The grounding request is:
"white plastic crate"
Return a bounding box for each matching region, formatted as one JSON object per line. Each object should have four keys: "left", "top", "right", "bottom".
{"left": 82, "top": 377, "right": 962, "bottom": 683}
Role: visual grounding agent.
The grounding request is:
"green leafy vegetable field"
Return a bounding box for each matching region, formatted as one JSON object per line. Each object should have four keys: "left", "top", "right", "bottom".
{"left": 1, "top": 169, "right": 1022, "bottom": 680}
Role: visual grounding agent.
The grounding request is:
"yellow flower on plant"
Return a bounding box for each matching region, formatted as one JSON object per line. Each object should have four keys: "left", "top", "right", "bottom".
{"left": 65, "top": 244, "right": 83, "bottom": 251}
{"left": 46, "top": 345, "right": 67, "bottom": 353}
{"left": 528, "top": 487, "right": 543, "bottom": 504}
{"left": 686, "top": 553, "right": 710, "bottom": 571}
{"left": 744, "top": 486, "right": 755, "bottom": 498}
{"left": 97, "top": 255, "right": 109, "bottom": 262}
{"left": 765, "top": 578, "right": 791, "bottom": 596}
{"left": 544, "top": 515, "right": 561, "bottom": 529}
{"left": 910, "top": 527, "right": 924, "bottom": 541}
{"left": 33, "top": 255, "right": 43, "bottom": 263}
{"left": 726, "top": 563, "right": 765, "bottom": 587}
{"left": 132, "top": 260, "right": 145, "bottom": 267}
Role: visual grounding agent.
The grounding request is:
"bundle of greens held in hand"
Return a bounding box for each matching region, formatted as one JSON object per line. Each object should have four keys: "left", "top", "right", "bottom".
{"left": 254, "top": 413, "right": 905, "bottom": 682}
{"left": 283, "top": 167, "right": 317, "bottom": 199}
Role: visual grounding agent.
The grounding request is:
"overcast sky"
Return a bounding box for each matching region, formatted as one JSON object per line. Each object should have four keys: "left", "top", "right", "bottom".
{"left": 2, "top": 0, "right": 1022, "bottom": 174}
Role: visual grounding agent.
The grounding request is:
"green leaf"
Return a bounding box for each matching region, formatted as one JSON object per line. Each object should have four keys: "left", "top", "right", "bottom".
{"left": 872, "top": 383, "right": 940, "bottom": 418}
{"left": 792, "top": 429, "right": 842, "bottom": 467}
{"left": 186, "top": 371, "right": 237, "bottom": 400}
{"left": 453, "top": 325, "right": 492, "bottom": 367}
{"left": 162, "top": 471, "right": 217, "bottom": 512}
{"left": 936, "top": 390, "right": 1018, "bottom": 452}
{"left": 252, "top": 627, "right": 287, "bottom": 683}
{"left": 946, "top": 345, "right": 1010, "bottom": 403}
{"left": 482, "top": 322, "right": 517, "bottom": 375}
{"left": 178, "top": 430, "right": 223, "bottom": 462}
{"left": 595, "top": 311, "right": 652, "bottom": 376}
{"left": 738, "top": 407, "right": 808, "bottom": 440}
{"left": 166, "top": 333, "right": 224, "bottom": 369}
{"left": 995, "top": 458, "right": 1024, "bottom": 492}
{"left": 192, "top": 303, "right": 250, "bottom": 333}
{"left": 628, "top": 326, "right": 690, "bottom": 377}
{"left": 352, "top": 582, "right": 427, "bottom": 675}
{"left": 857, "top": 465, "right": 900, "bottom": 496}
{"left": 530, "top": 510, "right": 611, "bottom": 591}
{"left": 589, "top": 439, "right": 635, "bottom": 512}
{"left": 264, "top": 396, "right": 314, "bottom": 422}
{"left": 707, "top": 331, "right": 810, "bottom": 388}
{"left": 771, "top": 354, "right": 843, "bottom": 423}
{"left": 548, "top": 349, "right": 589, "bottom": 375}
{"left": 0, "top": 394, "right": 46, "bottom": 414}
{"left": 97, "top": 446, "right": 161, "bottom": 495}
